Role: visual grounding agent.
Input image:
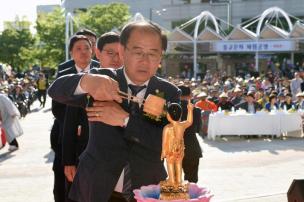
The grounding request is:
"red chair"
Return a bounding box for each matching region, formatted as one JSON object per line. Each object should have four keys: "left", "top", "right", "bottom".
{"left": 0, "top": 127, "right": 7, "bottom": 149}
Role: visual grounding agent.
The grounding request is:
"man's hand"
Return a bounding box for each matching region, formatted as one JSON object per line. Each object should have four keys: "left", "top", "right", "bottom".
{"left": 86, "top": 101, "right": 129, "bottom": 127}
{"left": 64, "top": 165, "right": 77, "bottom": 182}
{"left": 80, "top": 74, "right": 122, "bottom": 103}
{"left": 187, "top": 99, "right": 194, "bottom": 111}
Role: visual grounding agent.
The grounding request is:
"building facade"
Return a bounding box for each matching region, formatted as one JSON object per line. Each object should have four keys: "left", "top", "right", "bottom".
{"left": 160, "top": 0, "right": 304, "bottom": 29}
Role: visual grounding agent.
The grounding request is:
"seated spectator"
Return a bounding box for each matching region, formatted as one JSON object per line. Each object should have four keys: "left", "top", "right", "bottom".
{"left": 295, "top": 92, "right": 304, "bottom": 110}
{"left": 207, "top": 88, "right": 219, "bottom": 105}
{"left": 277, "top": 92, "right": 286, "bottom": 107}
{"left": 257, "top": 88, "right": 268, "bottom": 107}
{"left": 280, "top": 93, "right": 295, "bottom": 110}
{"left": 195, "top": 91, "right": 217, "bottom": 112}
{"left": 264, "top": 94, "right": 279, "bottom": 112}
{"left": 217, "top": 92, "right": 234, "bottom": 111}
{"left": 235, "top": 91, "right": 262, "bottom": 113}
{"left": 230, "top": 87, "right": 244, "bottom": 106}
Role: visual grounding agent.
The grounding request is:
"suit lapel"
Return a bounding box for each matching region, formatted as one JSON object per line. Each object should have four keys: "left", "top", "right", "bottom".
{"left": 144, "top": 76, "right": 158, "bottom": 100}
{"left": 116, "top": 68, "right": 129, "bottom": 109}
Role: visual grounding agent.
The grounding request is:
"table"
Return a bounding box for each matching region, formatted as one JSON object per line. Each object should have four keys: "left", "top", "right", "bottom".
{"left": 207, "top": 111, "right": 303, "bottom": 140}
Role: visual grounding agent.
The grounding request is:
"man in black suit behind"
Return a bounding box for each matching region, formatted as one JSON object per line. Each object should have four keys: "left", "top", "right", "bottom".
{"left": 48, "top": 21, "right": 180, "bottom": 202}
{"left": 50, "top": 35, "right": 97, "bottom": 202}
{"left": 235, "top": 91, "right": 262, "bottom": 113}
{"left": 62, "top": 32, "right": 123, "bottom": 202}
{"left": 178, "top": 85, "right": 203, "bottom": 183}
{"left": 57, "top": 29, "right": 99, "bottom": 73}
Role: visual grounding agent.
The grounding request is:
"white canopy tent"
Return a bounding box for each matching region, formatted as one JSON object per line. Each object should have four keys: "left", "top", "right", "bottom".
{"left": 167, "top": 11, "right": 231, "bottom": 77}
{"left": 167, "top": 7, "right": 304, "bottom": 77}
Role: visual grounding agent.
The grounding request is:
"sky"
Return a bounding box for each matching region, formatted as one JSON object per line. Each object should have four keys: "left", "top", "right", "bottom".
{"left": 0, "top": 0, "right": 61, "bottom": 31}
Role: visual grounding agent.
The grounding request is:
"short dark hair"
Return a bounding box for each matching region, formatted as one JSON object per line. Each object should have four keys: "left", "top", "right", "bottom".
{"left": 120, "top": 21, "right": 163, "bottom": 49}
{"left": 161, "top": 33, "right": 168, "bottom": 52}
{"left": 178, "top": 85, "right": 191, "bottom": 96}
{"left": 167, "top": 103, "right": 182, "bottom": 121}
{"left": 76, "top": 28, "right": 97, "bottom": 39}
{"left": 96, "top": 32, "right": 120, "bottom": 51}
{"left": 68, "top": 35, "right": 92, "bottom": 52}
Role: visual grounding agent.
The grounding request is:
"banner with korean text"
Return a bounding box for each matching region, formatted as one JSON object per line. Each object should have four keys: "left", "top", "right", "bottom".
{"left": 213, "top": 40, "right": 297, "bottom": 52}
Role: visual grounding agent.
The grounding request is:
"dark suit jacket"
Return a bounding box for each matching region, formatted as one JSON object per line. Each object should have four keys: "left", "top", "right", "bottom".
{"left": 51, "top": 64, "right": 97, "bottom": 170}
{"left": 51, "top": 66, "right": 77, "bottom": 172}
{"left": 235, "top": 101, "right": 262, "bottom": 113}
{"left": 48, "top": 67, "right": 180, "bottom": 202}
{"left": 57, "top": 59, "right": 99, "bottom": 73}
{"left": 62, "top": 105, "right": 89, "bottom": 166}
{"left": 181, "top": 100, "right": 202, "bottom": 160}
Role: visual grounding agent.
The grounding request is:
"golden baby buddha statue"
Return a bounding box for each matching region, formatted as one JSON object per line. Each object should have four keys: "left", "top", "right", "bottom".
{"left": 160, "top": 101, "right": 193, "bottom": 200}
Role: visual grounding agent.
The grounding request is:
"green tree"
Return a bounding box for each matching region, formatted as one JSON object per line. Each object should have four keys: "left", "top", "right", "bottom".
{"left": 35, "top": 7, "right": 66, "bottom": 68}
{"left": 0, "top": 17, "right": 35, "bottom": 72}
{"left": 75, "top": 3, "right": 131, "bottom": 36}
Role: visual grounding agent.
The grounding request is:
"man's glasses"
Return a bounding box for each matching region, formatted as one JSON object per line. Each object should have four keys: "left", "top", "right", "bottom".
{"left": 101, "top": 49, "right": 119, "bottom": 58}
{"left": 125, "top": 47, "right": 161, "bottom": 62}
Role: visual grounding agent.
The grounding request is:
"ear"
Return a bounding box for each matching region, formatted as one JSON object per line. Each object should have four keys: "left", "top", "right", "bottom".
{"left": 118, "top": 44, "right": 125, "bottom": 62}
{"left": 95, "top": 48, "right": 101, "bottom": 61}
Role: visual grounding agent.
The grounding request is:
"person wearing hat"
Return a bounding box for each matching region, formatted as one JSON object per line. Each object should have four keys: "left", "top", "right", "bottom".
{"left": 207, "top": 88, "right": 219, "bottom": 105}
{"left": 195, "top": 91, "right": 217, "bottom": 112}
{"left": 264, "top": 94, "right": 279, "bottom": 112}
{"left": 295, "top": 92, "right": 304, "bottom": 110}
{"left": 277, "top": 92, "right": 286, "bottom": 108}
{"left": 217, "top": 92, "right": 234, "bottom": 111}
{"left": 177, "top": 85, "right": 202, "bottom": 183}
{"left": 235, "top": 91, "right": 262, "bottom": 113}
{"left": 231, "top": 87, "right": 244, "bottom": 106}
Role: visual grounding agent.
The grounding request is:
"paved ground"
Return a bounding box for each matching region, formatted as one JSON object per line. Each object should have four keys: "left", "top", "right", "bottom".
{"left": 0, "top": 98, "right": 303, "bottom": 202}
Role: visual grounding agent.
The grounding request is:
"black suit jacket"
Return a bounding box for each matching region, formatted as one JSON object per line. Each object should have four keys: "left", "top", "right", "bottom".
{"left": 51, "top": 64, "right": 97, "bottom": 168}
{"left": 235, "top": 101, "right": 262, "bottom": 113}
{"left": 51, "top": 65, "right": 77, "bottom": 172}
{"left": 48, "top": 67, "right": 180, "bottom": 202}
{"left": 62, "top": 105, "right": 89, "bottom": 166}
{"left": 181, "top": 100, "right": 202, "bottom": 160}
{"left": 57, "top": 59, "right": 99, "bottom": 73}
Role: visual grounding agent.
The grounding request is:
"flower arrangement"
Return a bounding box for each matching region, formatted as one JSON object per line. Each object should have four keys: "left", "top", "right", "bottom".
{"left": 143, "top": 89, "right": 167, "bottom": 125}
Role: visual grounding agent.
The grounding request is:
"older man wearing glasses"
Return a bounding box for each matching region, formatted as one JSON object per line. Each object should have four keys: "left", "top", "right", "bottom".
{"left": 49, "top": 21, "right": 180, "bottom": 202}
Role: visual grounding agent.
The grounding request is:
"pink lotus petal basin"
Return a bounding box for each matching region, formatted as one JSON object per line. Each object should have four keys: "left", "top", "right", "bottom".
{"left": 134, "top": 183, "right": 213, "bottom": 202}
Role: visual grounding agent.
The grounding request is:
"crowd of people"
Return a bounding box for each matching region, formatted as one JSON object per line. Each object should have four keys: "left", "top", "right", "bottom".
{"left": 1, "top": 18, "right": 304, "bottom": 202}
{"left": 168, "top": 70, "right": 304, "bottom": 114}
{"left": 0, "top": 67, "right": 49, "bottom": 151}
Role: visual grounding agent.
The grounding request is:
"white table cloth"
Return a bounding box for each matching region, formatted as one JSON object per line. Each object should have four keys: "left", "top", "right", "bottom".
{"left": 207, "top": 111, "right": 303, "bottom": 140}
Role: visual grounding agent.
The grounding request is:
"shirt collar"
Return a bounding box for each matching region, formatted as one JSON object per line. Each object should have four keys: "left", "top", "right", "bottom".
{"left": 123, "top": 68, "right": 149, "bottom": 86}
{"left": 75, "top": 63, "right": 91, "bottom": 73}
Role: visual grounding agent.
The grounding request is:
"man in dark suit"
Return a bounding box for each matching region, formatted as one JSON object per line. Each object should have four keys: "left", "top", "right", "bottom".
{"left": 178, "top": 85, "right": 202, "bottom": 183}
{"left": 57, "top": 29, "right": 99, "bottom": 73}
{"left": 235, "top": 91, "right": 262, "bottom": 113}
{"left": 48, "top": 21, "right": 180, "bottom": 202}
{"left": 62, "top": 32, "right": 123, "bottom": 202}
{"left": 51, "top": 35, "right": 97, "bottom": 202}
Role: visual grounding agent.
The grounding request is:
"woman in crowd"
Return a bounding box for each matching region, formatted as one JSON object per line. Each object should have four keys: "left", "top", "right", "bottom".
{"left": 265, "top": 94, "right": 279, "bottom": 112}
{"left": 0, "top": 93, "right": 23, "bottom": 151}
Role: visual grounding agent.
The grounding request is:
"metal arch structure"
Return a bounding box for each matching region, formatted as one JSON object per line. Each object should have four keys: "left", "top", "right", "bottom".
{"left": 192, "top": 11, "right": 221, "bottom": 78}
{"left": 256, "top": 6, "right": 293, "bottom": 37}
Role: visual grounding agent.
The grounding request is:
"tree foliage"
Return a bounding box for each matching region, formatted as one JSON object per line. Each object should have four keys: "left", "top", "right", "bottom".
{"left": 75, "top": 3, "right": 131, "bottom": 36}
{"left": 0, "top": 17, "right": 34, "bottom": 71}
{"left": 35, "top": 7, "right": 66, "bottom": 68}
{"left": 0, "top": 3, "right": 131, "bottom": 71}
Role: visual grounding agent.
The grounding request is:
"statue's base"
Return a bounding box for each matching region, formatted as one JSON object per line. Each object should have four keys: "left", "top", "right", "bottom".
{"left": 133, "top": 183, "right": 213, "bottom": 202}
{"left": 159, "top": 181, "right": 189, "bottom": 200}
